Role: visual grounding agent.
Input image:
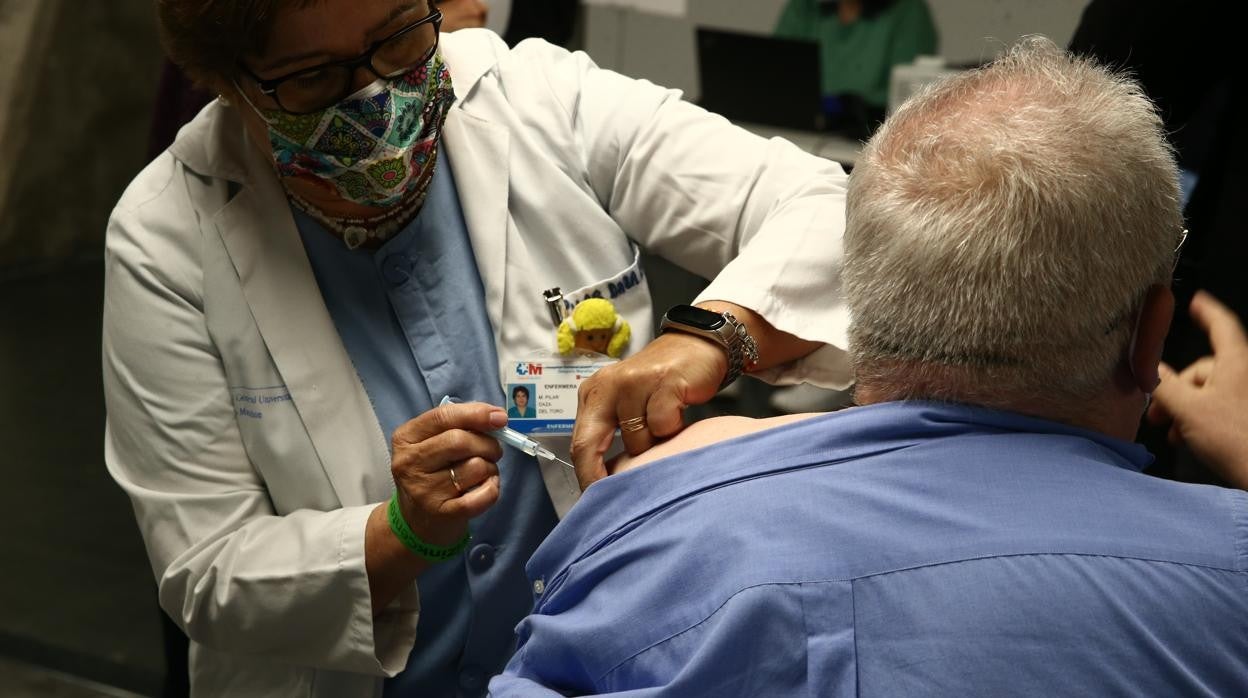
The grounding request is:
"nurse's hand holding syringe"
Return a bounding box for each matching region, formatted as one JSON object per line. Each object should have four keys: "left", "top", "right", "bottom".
{"left": 373, "top": 399, "right": 506, "bottom": 611}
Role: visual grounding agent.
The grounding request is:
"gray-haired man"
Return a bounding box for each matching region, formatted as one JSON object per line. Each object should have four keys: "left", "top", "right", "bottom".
{"left": 492, "top": 38, "right": 1248, "bottom": 697}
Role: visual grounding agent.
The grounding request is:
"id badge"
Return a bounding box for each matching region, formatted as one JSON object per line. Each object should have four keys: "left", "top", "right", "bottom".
{"left": 500, "top": 353, "right": 617, "bottom": 435}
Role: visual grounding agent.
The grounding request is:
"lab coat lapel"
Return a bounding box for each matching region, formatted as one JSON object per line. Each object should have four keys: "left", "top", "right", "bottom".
{"left": 213, "top": 167, "right": 389, "bottom": 507}
{"left": 443, "top": 108, "right": 511, "bottom": 338}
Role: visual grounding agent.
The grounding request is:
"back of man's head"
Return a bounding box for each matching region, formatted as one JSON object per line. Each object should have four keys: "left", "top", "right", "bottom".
{"left": 845, "top": 37, "right": 1183, "bottom": 415}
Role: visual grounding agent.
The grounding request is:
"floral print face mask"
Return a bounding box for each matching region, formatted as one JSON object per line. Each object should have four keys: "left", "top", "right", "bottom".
{"left": 254, "top": 52, "right": 455, "bottom": 209}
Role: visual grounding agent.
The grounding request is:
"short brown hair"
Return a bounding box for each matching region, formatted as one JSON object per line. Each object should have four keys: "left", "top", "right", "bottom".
{"left": 154, "top": 0, "right": 320, "bottom": 85}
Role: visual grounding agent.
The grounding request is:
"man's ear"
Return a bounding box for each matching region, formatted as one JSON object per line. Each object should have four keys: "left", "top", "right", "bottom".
{"left": 1129, "top": 284, "right": 1175, "bottom": 393}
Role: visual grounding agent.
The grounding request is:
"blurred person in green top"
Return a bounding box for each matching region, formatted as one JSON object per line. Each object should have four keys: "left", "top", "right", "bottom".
{"left": 775, "top": 0, "right": 937, "bottom": 111}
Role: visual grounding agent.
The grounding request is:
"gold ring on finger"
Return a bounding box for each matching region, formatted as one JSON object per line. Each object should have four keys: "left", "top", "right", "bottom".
{"left": 449, "top": 467, "right": 463, "bottom": 494}
{"left": 619, "top": 416, "right": 648, "bottom": 433}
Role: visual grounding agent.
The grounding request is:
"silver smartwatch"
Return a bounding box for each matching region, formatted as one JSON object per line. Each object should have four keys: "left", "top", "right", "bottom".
{"left": 658, "top": 304, "right": 760, "bottom": 389}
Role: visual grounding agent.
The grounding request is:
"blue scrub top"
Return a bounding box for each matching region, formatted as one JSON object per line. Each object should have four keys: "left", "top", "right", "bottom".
{"left": 296, "top": 147, "right": 559, "bottom": 697}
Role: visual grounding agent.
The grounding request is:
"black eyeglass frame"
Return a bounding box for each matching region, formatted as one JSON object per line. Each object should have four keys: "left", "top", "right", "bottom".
{"left": 238, "top": 9, "right": 443, "bottom": 115}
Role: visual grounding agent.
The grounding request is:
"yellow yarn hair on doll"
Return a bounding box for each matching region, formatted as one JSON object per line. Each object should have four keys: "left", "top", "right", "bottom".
{"left": 557, "top": 298, "right": 631, "bottom": 358}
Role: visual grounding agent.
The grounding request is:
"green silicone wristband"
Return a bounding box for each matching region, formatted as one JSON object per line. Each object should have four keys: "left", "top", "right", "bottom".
{"left": 386, "top": 491, "right": 471, "bottom": 562}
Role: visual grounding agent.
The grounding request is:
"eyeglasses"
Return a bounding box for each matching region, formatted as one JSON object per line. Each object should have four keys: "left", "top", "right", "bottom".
{"left": 239, "top": 9, "right": 443, "bottom": 115}
{"left": 1172, "top": 228, "right": 1188, "bottom": 273}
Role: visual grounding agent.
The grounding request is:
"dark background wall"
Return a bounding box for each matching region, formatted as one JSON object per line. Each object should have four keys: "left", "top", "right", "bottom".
{"left": 0, "top": 1, "right": 167, "bottom": 695}
{"left": 0, "top": 0, "right": 162, "bottom": 276}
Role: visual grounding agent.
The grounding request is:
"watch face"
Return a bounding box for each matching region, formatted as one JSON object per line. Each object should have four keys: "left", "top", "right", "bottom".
{"left": 665, "top": 304, "right": 726, "bottom": 330}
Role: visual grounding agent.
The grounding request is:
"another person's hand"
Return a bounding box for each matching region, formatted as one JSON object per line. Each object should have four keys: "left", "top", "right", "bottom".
{"left": 436, "top": 0, "right": 488, "bottom": 32}
{"left": 1147, "top": 291, "right": 1248, "bottom": 488}
{"left": 390, "top": 401, "right": 506, "bottom": 545}
{"left": 571, "top": 332, "right": 728, "bottom": 490}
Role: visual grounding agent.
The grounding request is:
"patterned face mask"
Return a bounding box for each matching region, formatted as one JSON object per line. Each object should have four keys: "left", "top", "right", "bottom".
{"left": 255, "top": 52, "right": 455, "bottom": 209}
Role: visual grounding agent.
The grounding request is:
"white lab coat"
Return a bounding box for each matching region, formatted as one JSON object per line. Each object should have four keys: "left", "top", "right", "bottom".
{"left": 103, "top": 30, "right": 850, "bottom": 697}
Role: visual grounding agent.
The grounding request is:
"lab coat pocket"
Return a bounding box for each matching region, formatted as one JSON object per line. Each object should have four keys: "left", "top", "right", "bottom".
{"left": 558, "top": 245, "right": 653, "bottom": 357}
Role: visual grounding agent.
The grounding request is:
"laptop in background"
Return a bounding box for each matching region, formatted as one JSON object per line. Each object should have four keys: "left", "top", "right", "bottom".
{"left": 695, "top": 28, "right": 825, "bottom": 132}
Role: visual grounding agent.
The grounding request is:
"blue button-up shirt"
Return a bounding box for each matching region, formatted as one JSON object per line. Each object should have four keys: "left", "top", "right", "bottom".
{"left": 493, "top": 401, "right": 1248, "bottom": 696}
{"left": 296, "top": 149, "right": 558, "bottom": 698}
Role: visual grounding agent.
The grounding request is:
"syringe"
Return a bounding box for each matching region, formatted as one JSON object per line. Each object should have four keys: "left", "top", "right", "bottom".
{"left": 440, "top": 396, "right": 574, "bottom": 469}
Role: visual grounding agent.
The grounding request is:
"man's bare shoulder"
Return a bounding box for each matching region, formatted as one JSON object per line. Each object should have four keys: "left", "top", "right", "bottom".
{"left": 610, "top": 412, "right": 825, "bottom": 476}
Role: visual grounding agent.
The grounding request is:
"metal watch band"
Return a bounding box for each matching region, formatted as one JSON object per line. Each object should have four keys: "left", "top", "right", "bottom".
{"left": 718, "top": 311, "right": 760, "bottom": 389}
{"left": 659, "top": 308, "right": 760, "bottom": 390}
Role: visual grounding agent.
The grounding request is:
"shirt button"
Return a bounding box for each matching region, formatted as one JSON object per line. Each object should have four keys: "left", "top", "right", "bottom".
{"left": 381, "top": 253, "right": 413, "bottom": 286}
{"left": 468, "top": 543, "right": 495, "bottom": 572}
{"left": 459, "top": 666, "right": 486, "bottom": 692}
{"left": 533, "top": 578, "right": 545, "bottom": 595}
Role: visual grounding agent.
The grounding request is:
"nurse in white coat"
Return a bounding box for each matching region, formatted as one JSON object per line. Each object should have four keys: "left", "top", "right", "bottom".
{"left": 104, "top": 1, "right": 852, "bottom": 695}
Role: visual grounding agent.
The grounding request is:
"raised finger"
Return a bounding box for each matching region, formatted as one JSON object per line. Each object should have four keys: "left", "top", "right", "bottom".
{"left": 1190, "top": 291, "right": 1248, "bottom": 358}
{"left": 392, "top": 401, "right": 508, "bottom": 447}
{"left": 1176, "top": 356, "right": 1216, "bottom": 388}
{"left": 1151, "top": 362, "right": 1199, "bottom": 426}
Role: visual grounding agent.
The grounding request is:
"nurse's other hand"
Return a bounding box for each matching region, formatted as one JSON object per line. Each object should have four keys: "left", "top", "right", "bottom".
{"left": 571, "top": 332, "right": 727, "bottom": 490}
{"left": 1147, "top": 291, "right": 1248, "bottom": 489}
{"left": 390, "top": 402, "right": 506, "bottom": 546}
{"left": 436, "top": 0, "right": 488, "bottom": 32}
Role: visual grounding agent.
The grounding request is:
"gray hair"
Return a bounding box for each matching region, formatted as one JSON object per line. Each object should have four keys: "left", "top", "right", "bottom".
{"left": 845, "top": 37, "right": 1182, "bottom": 410}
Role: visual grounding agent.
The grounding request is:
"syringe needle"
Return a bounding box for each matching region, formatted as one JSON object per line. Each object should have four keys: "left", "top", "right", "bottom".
{"left": 537, "top": 448, "right": 575, "bottom": 470}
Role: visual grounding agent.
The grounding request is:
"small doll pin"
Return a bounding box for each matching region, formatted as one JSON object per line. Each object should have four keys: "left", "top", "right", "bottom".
{"left": 557, "top": 298, "right": 631, "bottom": 358}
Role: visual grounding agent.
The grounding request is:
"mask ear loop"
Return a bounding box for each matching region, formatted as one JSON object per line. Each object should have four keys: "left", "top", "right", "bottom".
{"left": 230, "top": 79, "right": 277, "bottom": 124}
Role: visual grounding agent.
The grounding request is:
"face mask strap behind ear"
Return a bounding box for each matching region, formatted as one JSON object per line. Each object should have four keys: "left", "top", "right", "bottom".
{"left": 231, "top": 79, "right": 277, "bottom": 124}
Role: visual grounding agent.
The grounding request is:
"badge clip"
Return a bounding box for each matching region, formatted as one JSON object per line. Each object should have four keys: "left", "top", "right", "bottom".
{"left": 542, "top": 287, "right": 566, "bottom": 329}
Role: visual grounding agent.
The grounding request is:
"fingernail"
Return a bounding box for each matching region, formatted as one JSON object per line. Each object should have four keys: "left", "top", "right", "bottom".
{"left": 489, "top": 411, "right": 507, "bottom": 428}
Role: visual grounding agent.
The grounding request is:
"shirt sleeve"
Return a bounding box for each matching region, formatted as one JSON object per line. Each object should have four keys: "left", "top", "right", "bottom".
{"left": 513, "top": 39, "right": 854, "bottom": 389}
{"left": 491, "top": 581, "right": 835, "bottom": 696}
{"left": 101, "top": 158, "right": 419, "bottom": 675}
